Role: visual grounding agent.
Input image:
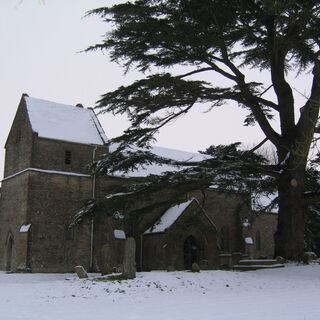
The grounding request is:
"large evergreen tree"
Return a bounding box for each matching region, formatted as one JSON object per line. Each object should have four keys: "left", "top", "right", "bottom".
{"left": 84, "top": 0, "right": 320, "bottom": 259}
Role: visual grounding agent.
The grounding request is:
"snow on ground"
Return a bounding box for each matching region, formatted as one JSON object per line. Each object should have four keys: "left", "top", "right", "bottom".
{"left": 1, "top": 264, "right": 320, "bottom": 320}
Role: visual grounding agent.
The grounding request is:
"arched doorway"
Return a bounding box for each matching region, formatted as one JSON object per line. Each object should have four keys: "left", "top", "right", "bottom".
{"left": 6, "top": 235, "right": 14, "bottom": 272}
{"left": 184, "top": 236, "right": 199, "bottom": 269}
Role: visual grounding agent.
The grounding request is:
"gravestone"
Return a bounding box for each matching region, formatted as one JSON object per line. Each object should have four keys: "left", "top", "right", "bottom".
{"left": 276, "top": 256, "right": 285, "bottom": 264}
{"left": 302, "top": 252, "right": 316, "bottom": 264}
{"left": 123, "top": 237, "right": 136, "bottom": 279}
{"left": 74, "top": 265, "right": 88, "bottom": 279}
{"left": 191, "top": 262, "right": 200, "bottom": 272}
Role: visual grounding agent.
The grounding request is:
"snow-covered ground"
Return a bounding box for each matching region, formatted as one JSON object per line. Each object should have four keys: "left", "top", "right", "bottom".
{"left": 1, "top": 264, "right": 319, "bottom": 320}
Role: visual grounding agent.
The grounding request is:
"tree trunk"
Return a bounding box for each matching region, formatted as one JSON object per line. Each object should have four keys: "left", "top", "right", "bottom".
{"left": 274, "top": 169, "right": 305, "bottom": 260}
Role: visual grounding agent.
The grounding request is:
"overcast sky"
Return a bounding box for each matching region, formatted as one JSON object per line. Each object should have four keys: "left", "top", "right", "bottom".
{"left": 0, "top": 0, "right": 313, "bottom": 180}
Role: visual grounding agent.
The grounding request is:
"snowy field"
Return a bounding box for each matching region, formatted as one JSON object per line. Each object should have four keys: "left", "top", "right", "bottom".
{"left": 1, "top": 264, "right": 320, "bottom": 320}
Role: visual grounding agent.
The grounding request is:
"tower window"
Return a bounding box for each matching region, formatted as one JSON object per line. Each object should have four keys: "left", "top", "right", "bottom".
{"left": 65, "top": 150, "right": 72, "bottom": 165}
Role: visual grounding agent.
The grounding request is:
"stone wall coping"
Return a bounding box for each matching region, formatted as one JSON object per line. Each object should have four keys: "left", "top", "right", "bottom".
{"left": 2, "top": 168, "right": 91, "bottom": 182}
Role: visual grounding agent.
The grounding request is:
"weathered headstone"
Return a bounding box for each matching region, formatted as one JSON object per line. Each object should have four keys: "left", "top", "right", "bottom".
{"left": 74, "top": 265, "right": 88, "bottom": 279}
{"left": 191, "top": 262, "right": 200, "bottom": 273}
{"left": 276, "top": 256, "right": 286, "bottom": 264}
{"left": 100, "top": 244, "right": 113, "bottom": 275}
{"left": 302, "top": 252, "right": 316, "bottom": 264}
{"left": 123, "top": 237, "right": 136, "bottom": 279}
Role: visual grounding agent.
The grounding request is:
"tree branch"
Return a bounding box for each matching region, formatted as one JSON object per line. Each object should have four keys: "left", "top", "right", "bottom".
{"left": 302, "top": 191, "right": 320, "bottom": 206}
{"left": 266, "top": 17, "right": 295, "bottom": 136}
{"left": 177, "top": 67, "right": 214, "bottom": 79}
{"left": 213, "top": 24, "right": 280, "bottom": 146}
{"left": 202, "top": 58, "right": 237, "bottom": 81}
{"left": 247, "top": 137, "right": 269, "bottom": 153}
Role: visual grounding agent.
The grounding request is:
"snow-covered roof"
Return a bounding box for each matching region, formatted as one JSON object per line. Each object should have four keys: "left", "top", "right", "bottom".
{"left": 24, "top": 96, "right": 108, "bottom": 145}
{"left": 109, "top": 144, "right": 208, "bottom": 178}
{"left": 144, "top": 198, "right": 195, "bottom": 234}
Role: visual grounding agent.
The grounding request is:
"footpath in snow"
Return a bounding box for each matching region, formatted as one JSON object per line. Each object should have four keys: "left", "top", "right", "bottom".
{"left": 0, "top": 263, "right": 319, "bottom": 320}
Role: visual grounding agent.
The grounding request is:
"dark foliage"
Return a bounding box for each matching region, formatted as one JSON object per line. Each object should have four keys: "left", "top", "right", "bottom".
{"left": 79, "top": 0, "right": 320, "bottom": 258}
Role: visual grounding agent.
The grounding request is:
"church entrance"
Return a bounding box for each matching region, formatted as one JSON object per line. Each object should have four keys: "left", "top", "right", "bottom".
{"left": 6, "top": 235, "right": 14, "bottom": 272}
{"left": 183, "top": 236, "right": 199, "bottom": 269}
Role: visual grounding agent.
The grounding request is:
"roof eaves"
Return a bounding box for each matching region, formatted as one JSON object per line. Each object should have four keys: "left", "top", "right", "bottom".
{"left": 88, "top": 109, "right": 108, "bottom": 145}
{"left": 143, "top": 198, "right": 197, "bottom": 235}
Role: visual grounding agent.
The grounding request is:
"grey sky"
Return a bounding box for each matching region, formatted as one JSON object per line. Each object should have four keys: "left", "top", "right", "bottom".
{"left": 0, "top": 0, "right": 313, "bottom": 180}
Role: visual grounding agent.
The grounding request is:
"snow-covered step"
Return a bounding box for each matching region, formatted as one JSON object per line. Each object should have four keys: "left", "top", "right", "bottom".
{"left": 233, "top": 263, "right": 285, "bottom": 271}
{"left": 238, "top": 259, "right": 279, "bottom": 266}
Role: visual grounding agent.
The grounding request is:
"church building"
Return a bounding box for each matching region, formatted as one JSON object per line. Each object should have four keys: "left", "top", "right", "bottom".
{"left": 0, "top": 94, "right": 277, "bottom": 273}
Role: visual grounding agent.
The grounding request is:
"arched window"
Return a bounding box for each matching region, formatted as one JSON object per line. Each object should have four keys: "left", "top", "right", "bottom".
{"left": 256, "top": 230, "right": 261, "bottom": 251}
{"left": 6, "top": 233, "right": 14, "bottom": 271}
{"left": 220, "top": 226, "right": 230, "bottom": 252}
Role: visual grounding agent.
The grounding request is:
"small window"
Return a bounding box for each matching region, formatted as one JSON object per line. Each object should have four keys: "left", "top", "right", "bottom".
{"left": 65, "top": 150, "right": 72, "bottom": 165}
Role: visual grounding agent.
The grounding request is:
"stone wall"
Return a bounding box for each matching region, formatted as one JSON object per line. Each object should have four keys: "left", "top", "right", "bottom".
{"left": 193, "top": 190, "right": 249, "bottom": 253}
{"left": 4, "top": 100, "right": 34, "bottom": 177}
{"left": 31, "top": 138, "right": 107, "bottom": 174}
{"left": 250, "top": 213, "right": 277, "bottom": 258}
{"left": 0, "top": 159, "right": 116, "bottom": 273}
{"left": 26, "top": 171, "right": 93, "bottom": 272}
{"left": 0, "top": 172, "right": 30, "bottom": 271}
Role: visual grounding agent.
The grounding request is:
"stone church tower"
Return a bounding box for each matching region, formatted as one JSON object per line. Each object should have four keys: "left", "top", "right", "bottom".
{"left": 0, "top": 94, "right": 108, "bottom": 272}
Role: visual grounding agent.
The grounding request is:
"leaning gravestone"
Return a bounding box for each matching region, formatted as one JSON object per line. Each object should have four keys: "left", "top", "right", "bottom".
{"left": 123, "top": 237, "right": 136, "bottom": 279}
{"left": 191, "top": 262, "right": 200, "bottom": 273}
{"left": 276, "top": 256, "right": 286, "bottom": 264}
{"left": 302, "top": 252, "right": 315, "bottom": 264}
{"left": 74, "top": 265, "right": 88, "bottom": 279}
{"left": 101, "top": 244, "right": 113, "bottom": 275}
